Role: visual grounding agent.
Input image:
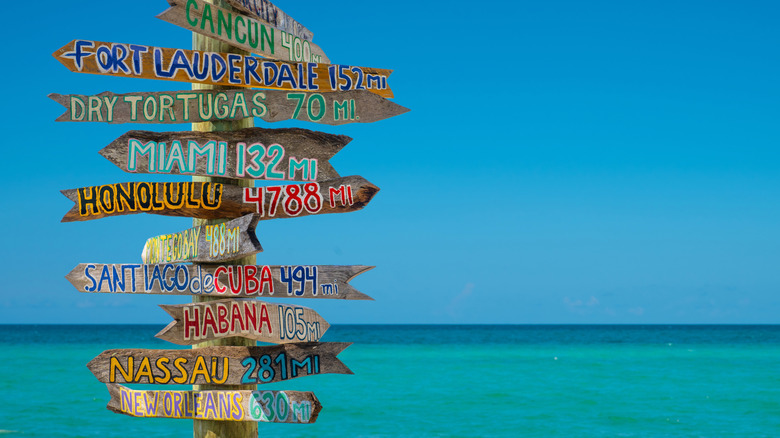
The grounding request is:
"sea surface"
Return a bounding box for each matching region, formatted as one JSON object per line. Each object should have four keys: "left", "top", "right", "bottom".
{"left": 0, "top": 325, "right": 779, "bottom": 437}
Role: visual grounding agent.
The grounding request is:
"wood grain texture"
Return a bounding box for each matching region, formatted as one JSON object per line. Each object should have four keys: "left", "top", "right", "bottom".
{"left": 141, "top": 213, "right": 261, "bottom": 263}
{"left": 88, "top": 343, "right": 352, "bottom": 385}
{"left": 106, "top": 384, "right": 321, "bottom": 423}
{"left": 48, "top": 90, "right": 409, "bottom": 125}
{"left": 99, "top": 127, "right": 348, "bottom": 181}
{"left": 156, "top": 299, "right": 329, "bottom": 345}
{"left": 158, "top": 0, "right": 329, "bottom": 63}
{"left": 53, "top": 39, "right": 393, "bottom": 98}
{"left": 66, "top": 263, "right": 374, "bottom": 300}
{"left": 223, "top": 0, "right": 313, "bottom": 41}
{"left": 60, "top": 175, "right": 379, "bottom": 222}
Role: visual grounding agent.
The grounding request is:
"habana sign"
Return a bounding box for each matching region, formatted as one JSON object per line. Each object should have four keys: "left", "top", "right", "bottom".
{"left": 224, "top": 0, "right": 314, "bottom": 41}
{"left": 158, "top": 0, "right": 329, "bottom": 63}
{"left": 107, "top": 384, "right": 320, "bottom": 423}
{"left": 66, "top": 263, "right": 373, "bottom": 300}
{"left": 142, "top": 213, "right": 261, "bottom": 263}
{"left": 156, "top": 298, "right": 328, "bottom": 345}
{"left": 49, "top": 89, "right": 408, "bottom": 125}
{"left": 53, "top": 40, "right": 393, "bottom": 98}
{"left": 60, "top": 175, "right": 379, "bottom": 222}
{"left": 99, "top": 127, "right": 348, "bottom": 182}
{"left": 89, "top": 343, "right": 351, "bottom": 385}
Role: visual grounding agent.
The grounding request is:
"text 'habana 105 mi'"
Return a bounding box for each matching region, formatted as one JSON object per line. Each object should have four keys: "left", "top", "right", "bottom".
{"left": 155, "top": 298, "right": 328, "bottom": 345}
{"left": 60, "top": 175, "right": 378, "bottom": 222}
{"left": 53, "top": 40, "right": 393, "bottom": 98}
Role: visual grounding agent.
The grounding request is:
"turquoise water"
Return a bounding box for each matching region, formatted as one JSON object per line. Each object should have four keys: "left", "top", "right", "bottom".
{"left": 1, "top": 325, "right": 779, "bottom": 437}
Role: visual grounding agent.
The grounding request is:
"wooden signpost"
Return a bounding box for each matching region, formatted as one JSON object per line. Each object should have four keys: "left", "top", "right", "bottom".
{"left": 88, "top": 343, "right": 352, "bottom": 385}
{"left": 158, "top": 0, "right": 330, "bottom": 63}
{"left": 66, "top": 263, "right": 373, "bottom": 300}
{"left": 54, "top": 0, "right": 403, "bottom": 434}
{"left": 49, "top": 90, "right": 408, "bottom": 125}
{"left": 60, "top": 175, "right": 379, "bottom": 222}
{"left": 222, "top": 0, "right": 314, "bottom": 41}
{"left": 142, "top": 213, "right": 261, "bottom": 263}
{"left": 99, "top": 127, "right": 349, "bottom": 181}
{"left": 53, "top": 40, "right": 394, "bottom": 98}
{"left": 107, "top": 384, "right": 321, "bottom": 423}
{"left": 155, "top": 298, "right": 329, "bottom": 345}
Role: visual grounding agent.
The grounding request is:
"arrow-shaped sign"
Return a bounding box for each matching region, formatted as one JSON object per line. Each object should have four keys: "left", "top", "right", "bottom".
{"left": 158, "top": 0, "right": 329, "bottom": 63}
{"left": 89, "top": 343, "right": 352, "bottom": 385}
{"left": 142, "top": 213, "right": 261, "bottom": 263}
{"left": 156, "top": 299, "right": 329, "bottom": 345}
{"left": 53, "top": 40, "right": 393, "bottom": 98}
{"left": 60, "top": 175, "right": 379, "bottom": 222}
{"left": 106, "top": 384, "right": 321, "bottom": 423}
{"left": 66, "top": 263, "right": 373, "bottom": 300}
{"left": 48, "top": 89, "right": 408, "bottom": 125}
{"left": 99, "top": 127, "right": 348, "bottom": 182}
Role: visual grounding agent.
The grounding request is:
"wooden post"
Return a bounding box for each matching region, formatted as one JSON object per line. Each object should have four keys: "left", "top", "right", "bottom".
{"left": 191, "top": 1, "right": 256, "bottom": 437}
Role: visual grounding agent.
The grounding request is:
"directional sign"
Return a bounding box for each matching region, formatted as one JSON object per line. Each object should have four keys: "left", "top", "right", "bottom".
{"left": 53, "top": 40, "right": 393, "bottom": 98}
{"left": 107, "top": 384, "right": 321, "bottom": 423}
{"left": 156, "top": 299, "right": 329, "bottom": 345}
{"left": 99, "top": 127, "right": 348, "bottom": 182}
{"left": 223, "top": 0, "right": 314, "bottom": 41}
{"left": 158, "top": 0, "right": 329, "bottom": 63}
{"left": 49, "top": 89, "right": 408, "bottom": 125}
{"left": 60, "top": 175, "right": 379, "bottom": 222}
{"left": 88, "top": 343, "right": 352, "bottom": 385}
{"left": 142, "top": 213, "right": 262, "bottom": 263}
{"left": 66, "top": 263, "right": 373, "bottom": 300}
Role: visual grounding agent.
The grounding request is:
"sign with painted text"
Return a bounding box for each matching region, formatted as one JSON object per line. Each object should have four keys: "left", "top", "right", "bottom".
{"left": 60, "top": 175, "right": 379, "bottom": 222}
{"left": 49, "top": 89, "right": 408, "bottom": 125}
{"left": 53, "top": 40, "right": 393, "bottom": 98}
{"left": 156, "top": 298, "right": 329, "bottom": 345}
{"left": 224, "top": 0, "right": 314, "bottom": 41}
{"left": 158, "top": 0, "right": 329, "bottom": 63}
{"left": 107, "top": 384, "right": 320, "bottom": 423}
{"left": 66, "top": 263, "right": 373, "bottom": 300}
{"left": 99, "top": 127, "right": 348, "bottom": 182}
{"left": 142, "top": 213, "right": 261, "bottom": 263}
{"left": 88, "top": 343, "right": 351, "bottom": 385}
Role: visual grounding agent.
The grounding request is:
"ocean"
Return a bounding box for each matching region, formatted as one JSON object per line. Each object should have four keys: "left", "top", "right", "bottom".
{"left": 1, "top": 325, "right": 779, "bottom": 437}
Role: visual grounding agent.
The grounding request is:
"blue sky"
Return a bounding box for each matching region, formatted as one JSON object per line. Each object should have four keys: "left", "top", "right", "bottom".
{"left": 1, "top": 0, "right": 779, "bottom": 324}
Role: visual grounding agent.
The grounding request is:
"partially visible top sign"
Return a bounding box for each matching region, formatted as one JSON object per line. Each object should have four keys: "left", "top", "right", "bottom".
{"left": 142, "top": 213, "right": 261, "bottom": 263}
{"left": 99, "top": 127, "right": 348, "bottom": 182}
{"left": 60, "top": 176, "right": 379, "bottom": 222}
{"left": 53, "top": 40, "right": 393, "bottom": 98}
{"left": 49, "top": 89, "right": 409, "bottom": 125}
{"left": 156, "top": 298, "right": 329, "bottom": 345}
{"left": 224, "top": 0, "right": 314, "bottom": 41}
{"left": 158, "top": 0, "right": 329, "bottom": 63}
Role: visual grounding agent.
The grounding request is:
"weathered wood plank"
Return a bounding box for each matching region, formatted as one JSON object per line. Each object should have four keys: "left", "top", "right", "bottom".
{"left": 223, "top": 0, "right": 313, "bottom": 41}
{"left": 66, "top": 263, "right": 373, "bottom": 300}
{"left": 60, "top": 175, "right": 379, "bottom": 222}
{"left": 99, "top": 127, "right": 348, "bottom": 182}
{"left": 48, "top": 89, "right": 408, "bottom": 125}
{"left": 156, "top": 299, "right": 329, "bottom": 345}
{"left": 88, "top": 343, "right": 351, "bottom": 385}
{"left": 106, "top": 384, "right": 321, "bottom": 423}
{"left": 142, "top": 213, "right": 261, "bottom": 263}
{"left": 53, "top": 40, "right": 393, "bottom": 98}
{"left": 158, "top": 0, "right": 329, "bottom": 63}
